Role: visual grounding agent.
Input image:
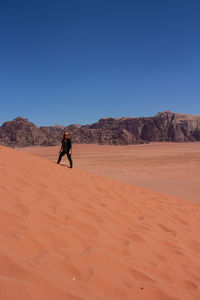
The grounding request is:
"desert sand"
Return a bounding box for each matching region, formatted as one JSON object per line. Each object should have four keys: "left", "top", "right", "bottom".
{"left": 21, "top": 142, "right": 200, "bottom": 203}
{"left": 1, "top": 145, "right": 200, "bottom": 300}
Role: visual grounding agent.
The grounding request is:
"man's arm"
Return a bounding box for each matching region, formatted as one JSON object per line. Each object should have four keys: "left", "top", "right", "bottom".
{"left": 69, "top": 140, "right": 72, "bottom": 155}
{"left": 59, "top": 145, "right": 63, "bottom": 154}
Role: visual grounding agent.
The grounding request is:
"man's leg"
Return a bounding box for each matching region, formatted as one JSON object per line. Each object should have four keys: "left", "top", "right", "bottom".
{"left": 57, "top": 151, "right": 66, "bottom": 164}
{"left": 67, "top": 152, "right": 73, "bottom": 168}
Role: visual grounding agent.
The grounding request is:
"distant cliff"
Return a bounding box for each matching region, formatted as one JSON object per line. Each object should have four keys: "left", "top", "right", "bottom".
{"left": 67, "top": 111, "right": 200, "bottom": 144}
{"left": 1, "top": 111, "right": 200, "bottom": 147}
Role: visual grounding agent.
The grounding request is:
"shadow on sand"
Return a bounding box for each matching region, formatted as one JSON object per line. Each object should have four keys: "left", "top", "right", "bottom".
{"left": 56, "top": 163, "right": 71, "bottom": 168}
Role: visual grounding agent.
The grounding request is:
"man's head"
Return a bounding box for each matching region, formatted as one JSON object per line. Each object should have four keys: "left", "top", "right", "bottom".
{"left": 64, "top": 132, "right": 69, "bottom": 138}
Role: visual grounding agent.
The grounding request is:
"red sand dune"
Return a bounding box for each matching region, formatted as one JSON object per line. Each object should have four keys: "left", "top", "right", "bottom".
{"left": 0, "top": 145, "right": 200, "bottom": 300}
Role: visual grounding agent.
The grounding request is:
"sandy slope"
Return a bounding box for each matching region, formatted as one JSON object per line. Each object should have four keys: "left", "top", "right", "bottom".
{"left": 1, "top": 145, "right": 200, "bottom": 300}
{"left": 21, "top": 143, "right": 200, "bottom": 203}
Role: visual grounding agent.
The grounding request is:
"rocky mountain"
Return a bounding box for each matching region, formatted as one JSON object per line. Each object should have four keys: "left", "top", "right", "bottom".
{"left": 1, "top": 111, "right": 200, "bottom": 147}
{"left": 67, "top": 111, "right": 200, "bottom": 145}
{"left": 0, "top": 117, "right": 63, "bottom": 147}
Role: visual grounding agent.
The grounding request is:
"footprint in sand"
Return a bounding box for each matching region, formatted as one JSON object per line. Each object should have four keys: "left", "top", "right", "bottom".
{"left": 183, "top": 280, "right": 198, "bottom": 291}
{"left": 124, "top": 231, "right": 145, "bottom": 243}
{"left": 161, "top": 240, "right": 185, "bottom": 256}
{"left": 84, "top": 267, "right": 93, "bottom": 284}
{"left": 99, "top": 202, "right": 107, "bottom": 207}
{"left": 122, "top": 240, "right": 131, "bottom": 255}
{"left": 158, "top": 224, "right": 177, "bottom": 236}
{"left": 177, "top": 218, "right": 188, "bottom": 226}
{"left": 123, "top": 240, "right": 131, "bottom": 247}
{"left": 129, "top": 268, "right": 154, "bottom": 283}
{"left": 156, "top": 254, "right": 168, "bottom": 263}
{"left": 123, "top": 277, "right": 134, "bottom": 289}
{"left": 62, "top": 262, "right": 81, "bottom": 281}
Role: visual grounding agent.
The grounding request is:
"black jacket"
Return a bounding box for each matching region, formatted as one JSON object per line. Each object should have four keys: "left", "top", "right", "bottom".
{"left": 62, "top": 138, "right": 72, "bottom": 152}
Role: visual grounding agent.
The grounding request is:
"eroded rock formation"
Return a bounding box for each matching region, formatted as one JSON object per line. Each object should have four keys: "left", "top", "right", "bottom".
{"left": 1, "top": 111, "right": 200, "bottom": 147}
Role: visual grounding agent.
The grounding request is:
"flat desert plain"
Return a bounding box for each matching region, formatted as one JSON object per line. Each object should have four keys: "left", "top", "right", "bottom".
{"left": 21, "top": 142, "right": 200, "bottom": 203}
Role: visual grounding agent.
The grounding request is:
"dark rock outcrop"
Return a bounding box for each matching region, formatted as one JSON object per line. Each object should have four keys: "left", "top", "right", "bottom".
{"left": 67, "top": 111, "right": 200, "bottom": 145}
{"left": 1, "top": 111, "right": 200, "bottom": 147}
{"left": 0, "top": 117, "right": 63, "bottom": 147}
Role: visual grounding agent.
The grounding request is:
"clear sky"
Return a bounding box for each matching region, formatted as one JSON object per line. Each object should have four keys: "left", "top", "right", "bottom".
{"left": 0, "top": 0, "right": 200, "bottom": 126}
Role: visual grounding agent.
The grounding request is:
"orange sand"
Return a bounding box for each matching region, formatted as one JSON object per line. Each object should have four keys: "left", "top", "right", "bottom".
{"left": 21, "top": 143, "right": 200, "bottom": 203}
{"left": 0, "top": 145, "right": 200, "bottom": 299}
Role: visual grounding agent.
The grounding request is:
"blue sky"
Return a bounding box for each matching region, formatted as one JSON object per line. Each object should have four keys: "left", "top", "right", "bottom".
{"left": 0, "top": 0, "right": 200, "bottom": 126}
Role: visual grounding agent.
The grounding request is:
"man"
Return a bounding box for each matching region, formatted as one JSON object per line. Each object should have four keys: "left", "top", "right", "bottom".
{"left": 57, "top": 132, "right": 73, "bottom": 168}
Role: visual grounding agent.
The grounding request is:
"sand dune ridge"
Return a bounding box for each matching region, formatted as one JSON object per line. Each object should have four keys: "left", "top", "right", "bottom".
{"left": 0, "top": 146, "right": 200, "bottom": 300}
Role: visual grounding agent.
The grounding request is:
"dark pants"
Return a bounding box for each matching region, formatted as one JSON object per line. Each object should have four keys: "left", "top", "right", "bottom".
{"left": 57, "top": 151, "right": 73, "bottom": 168}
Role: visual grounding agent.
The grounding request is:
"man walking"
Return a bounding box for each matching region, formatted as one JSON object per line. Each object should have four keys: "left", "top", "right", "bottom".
{"left": 57, "top": 132, "right": 73, "bottom": 168}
